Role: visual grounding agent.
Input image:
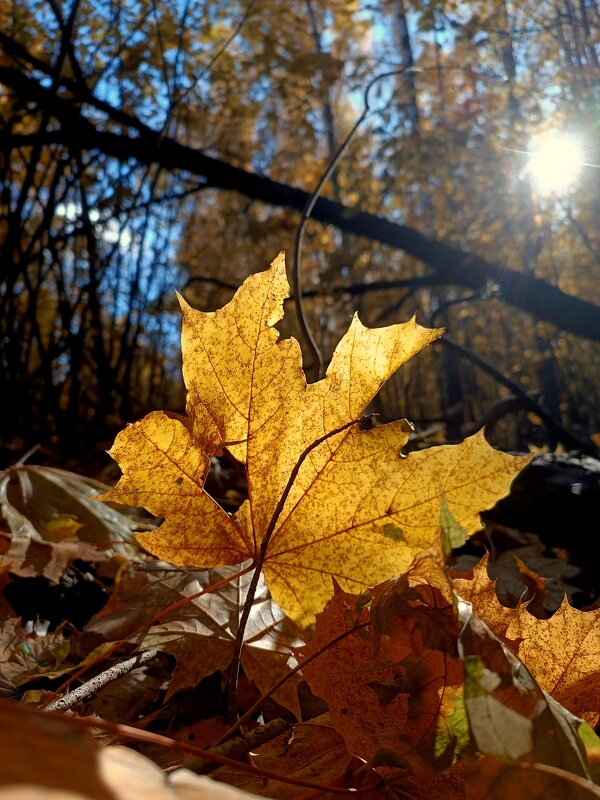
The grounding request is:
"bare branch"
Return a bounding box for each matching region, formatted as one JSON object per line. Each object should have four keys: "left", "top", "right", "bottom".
{"left": 437, "top": 337, "right": 598, "bottom": 454}
{"left": 1, "top": 66, "right": 600, "bottom": 343}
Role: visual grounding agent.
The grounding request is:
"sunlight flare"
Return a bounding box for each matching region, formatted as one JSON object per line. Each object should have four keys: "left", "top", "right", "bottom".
{"left": 527, "top": 132, "right": 583, "bottom": 193}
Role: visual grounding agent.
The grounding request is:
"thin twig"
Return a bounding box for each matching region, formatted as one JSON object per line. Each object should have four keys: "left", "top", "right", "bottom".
{"left": 185, "top": 273, "right": 436, "bottom": 299}
{"left": 514, "top": 761, "right": 600, "bottom": 795}
{"left": 175, "top": 0, "right": 258, "bottom": 110}
{"left": 44, "top": 649, "right": 162, "bottom": 712}
{"left": 292, "top": 68, "right": 410, "bottom": 381}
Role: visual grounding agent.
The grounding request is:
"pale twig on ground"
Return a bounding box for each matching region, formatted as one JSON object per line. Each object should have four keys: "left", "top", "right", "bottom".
{"left": 45, "top": 649, "right": 162, "bottom": 712}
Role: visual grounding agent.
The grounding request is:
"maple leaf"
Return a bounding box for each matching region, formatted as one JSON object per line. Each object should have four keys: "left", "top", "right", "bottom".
{"left": 300, "top": 555, "right": 469, "bottom": 776}
{"left": 451, "top": 557, "right": 515, "bottom": 642}
{"left": 101, "top": 253, "right": 529, "bottom": 625}
{"left": 368, "top": 555, "right": 470, "bottom": 774}
{"left": 299, "top": 582, "right": 407, "bottom": 765}
{"left": 214, "top": 714, "right": 466, "bottom": 800}
{"left": 457, "top": 600, "right": 597, "bottom": 793}
{"left": 454, "top": 557, "right": 600, "bottom": 726}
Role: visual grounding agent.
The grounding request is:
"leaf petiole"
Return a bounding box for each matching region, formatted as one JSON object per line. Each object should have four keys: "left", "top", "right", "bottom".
{"left": 226, "top": 417, "right": 361, "bottom": 722}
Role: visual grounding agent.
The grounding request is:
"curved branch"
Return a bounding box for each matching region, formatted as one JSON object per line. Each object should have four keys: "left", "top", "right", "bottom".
{"left": 292, "top": 68, "right": 407, "bottom": 380}
{"left": 437, "top": 337, "right": 598, "bottom": 455}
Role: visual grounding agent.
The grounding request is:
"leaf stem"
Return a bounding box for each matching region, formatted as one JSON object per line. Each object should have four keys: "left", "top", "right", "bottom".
{"left": 226, "top": 417, "right": 360, "bottom": 721}
{"left": 226, "top": 561, "right": 264, "bottom": 721}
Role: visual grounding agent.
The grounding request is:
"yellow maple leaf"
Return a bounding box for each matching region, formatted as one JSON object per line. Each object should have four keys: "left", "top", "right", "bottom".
{"left": 101, "top": 253, "right": 529, "bottom": 625}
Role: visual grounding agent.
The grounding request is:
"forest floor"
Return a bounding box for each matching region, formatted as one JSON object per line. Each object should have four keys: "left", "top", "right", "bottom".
{"left": 1, "top": 449, "right": 599, "bottom": 799}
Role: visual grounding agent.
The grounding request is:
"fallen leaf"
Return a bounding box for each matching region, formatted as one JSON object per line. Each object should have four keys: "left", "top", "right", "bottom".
{"left": 81, "top": 562, "right": 303, "bottom": 716}
{"left": 368, "top": 555, "right": 469, "bottom": 774}
{"left": 212, "top": 717, "right": 366, "bottom": 800}
{"left": 102, "top": 254, "right": 529, "bottom": 625}
{"left": 0, "top": 464, "right": 154, "bottom": 552}
{"left": 80, "top": 566, "right": 161, "bottom": 647}
{"left": 301, "top": 555, "right": 469, "bottom": 775}
{"left": 0, "top": 617, "right": 117, "bottom": 694}
{"left": 0, "top": 618, "right": 69, "bottom": 689}
{"left": 300, "top": 584, "right": 404, "bottom": 764}
{"left": 452, "top": 556, "right": 515, "bottom": 642}
{"left": 139, "top": 563, "right": 305, "bottom": 715}
{"left": 212, "top": 714, "right": 462, "bottom": 800}
{"left": 504, "top": 600, "right": 600, "bottom": 727}
{"left": 1, "top": 534, "right": 110, "bottom": 582}
{"left": 384, "top": 761, "right": 466, "bottom": 800}
{"left": 457, "top": 600, "right": 593, "bottom": 781}
{"left": 0, "top": 463, "right": 158, "bottom": 584}
{"left": 454, "top": 559, "right": 600, "bottom": 725}
{"left": 0, "top": 699, "right": 259, "bottom": 799}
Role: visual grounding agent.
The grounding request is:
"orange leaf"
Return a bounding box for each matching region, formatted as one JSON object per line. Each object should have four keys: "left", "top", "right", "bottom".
{"left": 301, "top": 556, "right": 469, "bottom": 775}
{"left": 454, "top": 558, "right": 600, "bottom": 726}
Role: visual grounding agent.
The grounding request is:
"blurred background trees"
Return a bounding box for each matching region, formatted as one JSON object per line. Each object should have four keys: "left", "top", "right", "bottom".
{"left": 1, "top": 0, "right": 599, "bottom": 466}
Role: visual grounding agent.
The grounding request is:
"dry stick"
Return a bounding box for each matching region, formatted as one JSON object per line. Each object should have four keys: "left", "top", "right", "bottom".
{"left": 44, "top": 562, "right": 255, "bottom": 709}
{"left": 33, "top": 707, "right": 381, "bottom": 796}
{"left": 226, "top": 417, "right": 360, "bottom": 722}
{"left": 292, "top": 68, "right": 408, "bottom": 382}
{"left": 45, "top": 649, "right": 162, "bottom": 712}
{"left": 515, "top": 762, "right": 600, "bottom": 796}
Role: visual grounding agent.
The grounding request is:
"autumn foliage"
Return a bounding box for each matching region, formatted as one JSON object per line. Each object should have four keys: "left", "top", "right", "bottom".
{"left": 102, "top": 253, "right": 528, "bottom": 626}
{"left": 2, "top": 254, "right": 600, "bottom": 799}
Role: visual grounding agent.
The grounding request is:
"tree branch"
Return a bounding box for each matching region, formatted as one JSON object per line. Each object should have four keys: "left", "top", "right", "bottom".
{"left": 184, "top": 273, "right": 437, "bottom": 300}
{"left": 2, "top": 64, "right": 600, "bottom": 342}
{"left": 437, "top": 337, "right": 598, "bottom": 454}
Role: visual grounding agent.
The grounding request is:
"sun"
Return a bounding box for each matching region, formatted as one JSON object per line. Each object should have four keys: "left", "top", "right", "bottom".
{"left": 526, "top": 132, "right": 583, "bottom": 193}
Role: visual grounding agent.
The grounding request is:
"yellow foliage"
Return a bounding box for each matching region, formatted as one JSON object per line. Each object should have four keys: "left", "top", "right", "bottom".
{"left": 102, "top": 254, "right": 528, "bottom": 625}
